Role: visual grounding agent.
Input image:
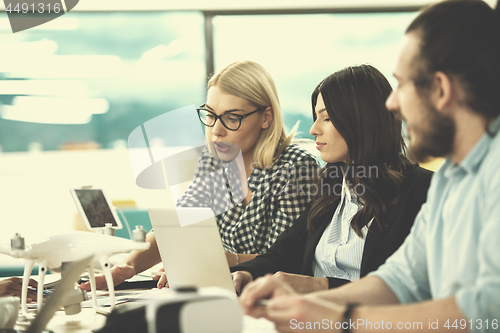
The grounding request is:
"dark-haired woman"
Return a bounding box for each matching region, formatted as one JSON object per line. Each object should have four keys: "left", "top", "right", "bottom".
{"left": 232, "top": 64, "right": 433, "bottom": 294}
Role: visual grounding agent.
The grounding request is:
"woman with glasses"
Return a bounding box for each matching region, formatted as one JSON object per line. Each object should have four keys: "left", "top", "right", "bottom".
{"left": 232, "top": 64, "right": 433, "bottom": 295}
{"left": 80, "top": 60, "right": 319, "bottom": 291}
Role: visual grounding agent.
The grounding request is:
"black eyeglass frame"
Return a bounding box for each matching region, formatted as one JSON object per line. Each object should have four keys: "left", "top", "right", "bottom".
{"left": 196, "top": 104, "right": 266, "bottom": 131}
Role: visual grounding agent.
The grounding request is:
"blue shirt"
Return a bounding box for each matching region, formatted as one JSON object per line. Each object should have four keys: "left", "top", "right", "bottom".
{"left": 372, "top": 117, "right": 500, "bottom": 333}
{"left": 313, "top": 178, "right": 370, "bottom": 281}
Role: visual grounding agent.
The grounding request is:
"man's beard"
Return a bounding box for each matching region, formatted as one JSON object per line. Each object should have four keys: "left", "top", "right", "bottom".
{"left": 407, "top": 104, "right": 456, "bottom": 164}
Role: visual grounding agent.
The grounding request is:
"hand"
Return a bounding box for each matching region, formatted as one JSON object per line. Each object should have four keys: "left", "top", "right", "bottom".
{"left": 152, "top": 268, "right": 169, "bottom": 289}
{"left": 272, "top": 272, "right": 328, "bottom": 294}
{"left": 79, "top": 264, "right": 136, "bottom": 291}
{"left": 0, "top": 277, "right": 38, "bottom": 302}
{"left": 265, "top": 294, "right": 344, "bottom": 332}
{"left": 232, "top": 271, "right": 253, "bottom": 295}
{"left": 239, "top": 274, "right": 296, "bottom": 318}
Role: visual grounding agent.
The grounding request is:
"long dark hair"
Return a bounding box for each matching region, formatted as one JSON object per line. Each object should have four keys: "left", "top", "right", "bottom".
{"left": 307, "top": 65, "right": 412, "bottom": 237}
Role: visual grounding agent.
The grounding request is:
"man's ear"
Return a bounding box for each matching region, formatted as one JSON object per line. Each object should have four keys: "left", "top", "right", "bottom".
{"left": 432, "top": 71, "right": 453, "bottom": 112}
{"left": 262, "top": 107, "right": 274, "bottom": 129}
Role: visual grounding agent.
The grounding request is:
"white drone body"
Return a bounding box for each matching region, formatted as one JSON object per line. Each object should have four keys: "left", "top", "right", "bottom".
{"left": 0, "top": 231, "right": 150, "bottom": 315}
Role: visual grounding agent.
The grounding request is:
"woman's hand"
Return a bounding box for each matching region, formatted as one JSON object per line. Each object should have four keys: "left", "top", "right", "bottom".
{"left": 0, "top": 277, "right": 38, "bottom": 302}
{"left": 79, "top": 264, "right": 136, "bottom": 291}
{"left": 152, "top": 268, "right": 169, "bottom": 289}
{"left": 271, "top": 272, "right": 328, "bottom": 294}
{"left": 231, "top": 271, "right": 253, "bottom": 295}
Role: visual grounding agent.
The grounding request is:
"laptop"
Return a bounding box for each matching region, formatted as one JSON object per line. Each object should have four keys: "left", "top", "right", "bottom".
{"left": 148, "top": 208, "right": 235, "bottom": 293}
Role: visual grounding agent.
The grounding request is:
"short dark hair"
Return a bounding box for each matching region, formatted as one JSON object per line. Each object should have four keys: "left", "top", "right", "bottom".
{"left": 308, "top": 65, "right": 411, "bottom": 236}
{"left": 407, "top": 0, "right": 500, "bottom": 120}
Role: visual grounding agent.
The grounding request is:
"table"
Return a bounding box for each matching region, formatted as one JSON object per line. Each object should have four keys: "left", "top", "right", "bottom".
{"left": 14, "top": 289, "right": 278, "bottom": 333}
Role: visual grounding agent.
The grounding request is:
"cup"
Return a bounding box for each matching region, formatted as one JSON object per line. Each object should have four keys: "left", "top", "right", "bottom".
{"left": 0, "top": 296, "right": 20, "bottom": 329}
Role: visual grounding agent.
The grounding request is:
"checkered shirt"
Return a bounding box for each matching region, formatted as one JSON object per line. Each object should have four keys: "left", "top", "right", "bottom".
{"left": 177, "top": 144, "right": 320, "bottom": 254}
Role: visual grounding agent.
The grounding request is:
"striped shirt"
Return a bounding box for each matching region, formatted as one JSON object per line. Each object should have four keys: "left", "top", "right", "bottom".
{"left": 312, "top": 178, "right": 371, "bottom": 281}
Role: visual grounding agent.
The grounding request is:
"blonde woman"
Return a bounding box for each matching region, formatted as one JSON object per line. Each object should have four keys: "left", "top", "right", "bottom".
{"left": 80, "top": 61, "right": 319, "bottom": 291}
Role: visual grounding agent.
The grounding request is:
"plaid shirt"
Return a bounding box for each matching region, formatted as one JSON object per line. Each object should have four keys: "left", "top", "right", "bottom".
{"left": 177, "top": 144, "right": 319, "bottom": 254}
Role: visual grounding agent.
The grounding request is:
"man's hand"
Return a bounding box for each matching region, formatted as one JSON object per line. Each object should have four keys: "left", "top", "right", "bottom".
{"left": 265, "top": 294, "right": 344, "bottom": 332}
{"left": 239, "top": 274, "right": 296, "bottom": 318}
{"left": 271, "top": 272, "right": 328, "bottom": 294}
{"left": 232, "top": 271, "right": 253, "bottom": 295}
{"left": 79, "top": 264, "right": 136, "bottom": 291}
{"left": 0, "top": 277, "right": 38, "bottom": 302}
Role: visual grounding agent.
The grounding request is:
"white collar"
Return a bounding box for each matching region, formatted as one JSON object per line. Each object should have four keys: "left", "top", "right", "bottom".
{"left": 341, "top": 177, "right": 353, "bottom": 202}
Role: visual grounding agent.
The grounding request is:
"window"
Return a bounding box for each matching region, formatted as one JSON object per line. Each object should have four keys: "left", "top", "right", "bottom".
{"left": 0, "top": 12, "right": 206, "bottom": 152}
{"left": 213, "top": 12, "right": 417, "bottom": 139}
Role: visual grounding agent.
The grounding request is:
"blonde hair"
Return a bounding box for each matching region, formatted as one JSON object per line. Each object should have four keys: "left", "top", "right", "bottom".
{"left": 206, "top": 60, "right": 296, "bottom": 168}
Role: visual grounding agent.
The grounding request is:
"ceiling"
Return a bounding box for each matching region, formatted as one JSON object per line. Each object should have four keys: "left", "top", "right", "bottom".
{"left": 0, "top": 0, "right": 497, "bottom": 12}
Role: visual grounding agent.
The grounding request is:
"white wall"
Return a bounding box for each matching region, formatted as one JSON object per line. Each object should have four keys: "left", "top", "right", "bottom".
{"left": 0, "top": 148, "right": 175, "bottom": 245}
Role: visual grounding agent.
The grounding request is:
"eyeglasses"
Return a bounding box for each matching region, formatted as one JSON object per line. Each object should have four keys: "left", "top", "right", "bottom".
{"left": 196, "top": 104, "right": 265, "bottom": 131}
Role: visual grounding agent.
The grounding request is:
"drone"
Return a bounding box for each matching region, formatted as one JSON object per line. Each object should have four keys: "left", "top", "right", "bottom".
{"left": 0, "top": 230, "right": 150, "bottom": 315}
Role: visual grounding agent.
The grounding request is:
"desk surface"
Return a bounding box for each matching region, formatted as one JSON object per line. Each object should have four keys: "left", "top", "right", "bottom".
{"left": 15, "top": 291, "right": 278, "bottom": 333}
{"left": 14, "top": 308, "right": 106, "bottom": 333}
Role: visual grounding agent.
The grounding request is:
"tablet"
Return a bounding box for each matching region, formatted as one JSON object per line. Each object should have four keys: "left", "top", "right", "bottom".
{"left": 70, "top": 188, "right": 122, "bottom": 230}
